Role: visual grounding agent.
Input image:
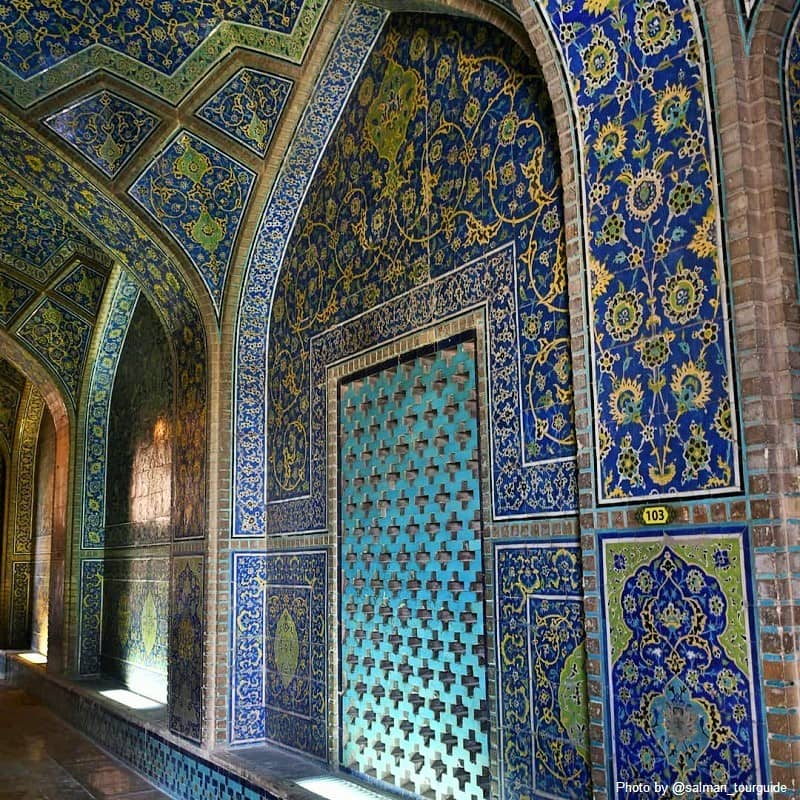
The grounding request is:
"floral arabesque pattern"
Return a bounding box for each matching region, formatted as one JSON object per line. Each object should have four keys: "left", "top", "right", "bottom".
{"left": 0, "top": 379, "right": 21, "bottom": 453}
{"left": 600, "top": 529, "right": 763, "bottom": 791}
{"left": 268, "top": 15, "right": 574, "bottom": 516}
{"left": 0, "top": 168, "right": 94, "bottom": 283}
{"left": 0, "top": 273, "right": 34, "bottom": 326}
{"left": 54, "top": 262, "right": 107, "bottom": 316}
{"left": 44, "top": 91, "right": 159, "bottom": 178}
{"left": 534, "top": 0, "right": 738, "bottom": 499}
{"left": 129, "top": 130, "right": 255, "bottom": 318}
{"left": 197, "top": 69, "right": 293, "bottom": 158}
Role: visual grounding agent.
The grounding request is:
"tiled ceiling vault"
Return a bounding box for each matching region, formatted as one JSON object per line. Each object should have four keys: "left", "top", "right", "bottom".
{"left": 0, "top": 0, "right": 339, "bottom": 401}
{"left": 0, "top": 0, "right": 528, "bottom": 403}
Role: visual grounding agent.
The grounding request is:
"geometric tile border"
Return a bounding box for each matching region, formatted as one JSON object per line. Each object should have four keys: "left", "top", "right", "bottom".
{"left": 233, "top": 3, "right": 389, "bottom": 538}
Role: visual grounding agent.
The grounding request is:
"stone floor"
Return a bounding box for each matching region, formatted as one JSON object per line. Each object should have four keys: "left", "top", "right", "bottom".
{"left": 0, "top": 682, "right": 171, "bottom": 800}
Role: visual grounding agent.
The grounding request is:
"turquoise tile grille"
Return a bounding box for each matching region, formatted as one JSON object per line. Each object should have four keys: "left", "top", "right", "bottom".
{"left": 339, "top": 338, "right": 490, "bottom": 800}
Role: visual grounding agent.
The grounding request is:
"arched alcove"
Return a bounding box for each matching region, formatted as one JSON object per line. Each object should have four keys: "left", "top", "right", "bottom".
{"left": 231, "top": 11, "right": 589, "bottom": 800}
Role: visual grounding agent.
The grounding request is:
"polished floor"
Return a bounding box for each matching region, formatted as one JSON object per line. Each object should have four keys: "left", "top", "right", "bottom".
{"left": 0, "top": 682, "right": 171, "bottom": 800}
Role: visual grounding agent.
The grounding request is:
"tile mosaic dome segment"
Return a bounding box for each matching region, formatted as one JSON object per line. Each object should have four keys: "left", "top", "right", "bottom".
{"left": 44, "top": 91, "right": 159, "bottom": 178}
{"left": 128, "top": 130, "right": 256, "bottom": 317}
{"left": 0, "top": 0, "right": 305, "bottom": 79}
{"left": 196, "top": 68, "right": 293, "bottom": 158}
{"left": 0, "top": 0, "right": 325, "bottom": 105}
{"left": 0, "top": 167, "right": 95, "bottom": 283}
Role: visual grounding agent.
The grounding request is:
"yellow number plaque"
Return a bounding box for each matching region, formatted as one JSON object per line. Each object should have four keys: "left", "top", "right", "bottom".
{"left": 638, "top": 505, "right": 674, "bottom": 525}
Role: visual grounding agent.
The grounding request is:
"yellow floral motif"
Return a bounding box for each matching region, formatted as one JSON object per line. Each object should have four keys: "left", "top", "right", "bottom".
{"left": 609, "top": 378, "right": 644, "bottom": 425}
{"left": 712, "top": 399, "right": 733, "bottom": 441}
{"left": 671, "top": 361, "right": 712, "bottom": 411}
{"left": 648, "top": 463, "right": 676, "bottom": 486}
{"left": 652, "top": 84, "right": 691, "bottom": 135}
{"left": 589, "top": 254, "right": 613, "bottom": 299}
{"left": 583, "top": 0, "right": 618, "bottom": 15}
{"left": 688, "top": 205, "right": 717, "bottom": 258}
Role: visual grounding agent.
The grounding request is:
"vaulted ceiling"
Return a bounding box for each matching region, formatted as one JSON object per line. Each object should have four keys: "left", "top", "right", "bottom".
{"left": 0, "top": 0, "right": 520, "bottom": 409}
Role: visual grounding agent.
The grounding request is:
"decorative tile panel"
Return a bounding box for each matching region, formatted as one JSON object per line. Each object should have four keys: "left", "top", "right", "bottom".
{"left": 196, "top": 69, "right": 292, "bottom": 157}
{"left": 170, "top": 555, "right": 204, "bottom": 742}
{"left": 598, "top": 526, "right": 764, "bottom": 793}
{"left": 43, "top": 91, "right": 158, "bottom": 177}
{"left": 0, "top": 380, "right": 22, "bottom": 454}
{"left": 267, "top": 15, "right": 575, "bottom": 528}
{"left": 16, "top": 298, "right": 92, "bottom": 404}
{"left": 268, "top": 245, "right": 577, "bottom": 535}
{"left": 101, "top": 557, "right": 169, "bottom": 690}
{"left": 230, "top": 549, "right": 327, "bottom": 754}
{"left": 12, "top": 384, "right": 45, "bottom": 556}
{"left": 0, "top": 272, "right": 35, "bottom": 326}
{"left": 0, "top": 0, "right": 326, "bottom": 107}
{"left": 340, "top": 341, "right": 490, "bottom": 799}
{"left": 0, "top": 112, "right": 207, "bottom": 543}
{"left": 495, "top": 542, "right": 590, "bottom": 800}
{"left": 78, "top": 559, "right": 104, "bottom": 675}
{"left": 82, "top": 273, "right": 141, "bottom": 549}
{"left": 53, "top": 261, "right": 107, "bottom": 316}
{"left": 263, "top": 550, "right": 326, "bottom": 758}
{"left": 129, "top": 130, "right": 255, "bottom": 316}
{"left": 526, "top": 0, "right": 739, "bottom": 501}
{"left": 231, "top": 553, "right": 267, "bottom": 744}
{"left": 233, "top": 3, "right": 388, "bottom": 537}
{"left": 0, "top": 168, "right": 94, "bottom": 283}
{"left": 9, "top": 561, "right": 31, "bottom": 648}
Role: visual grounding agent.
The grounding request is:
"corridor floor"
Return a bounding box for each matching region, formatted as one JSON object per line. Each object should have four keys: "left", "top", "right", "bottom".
{"left": 0, "top": 682, "right": 171, "bottom": 800}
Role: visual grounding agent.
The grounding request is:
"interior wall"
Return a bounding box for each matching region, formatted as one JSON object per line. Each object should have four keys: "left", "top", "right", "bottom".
{"left": 100, "top": 295, "right": 172, "bottom": 702}
{"left": 30, "top": 406, "right": 54, "bottom": 656}
{"left": 229, "top": 14, "right": 588, "bottom": 799}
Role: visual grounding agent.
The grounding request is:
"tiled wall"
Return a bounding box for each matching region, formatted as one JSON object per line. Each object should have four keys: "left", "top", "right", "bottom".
{"left": 225, "top": 8, "right": 781, "bottom": 799}
{"left": 97, "top": 296, "right": 172, "bottom": 701}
